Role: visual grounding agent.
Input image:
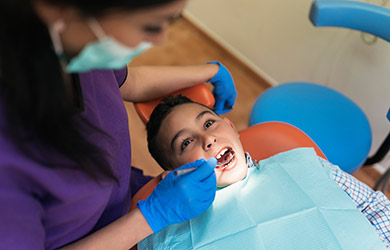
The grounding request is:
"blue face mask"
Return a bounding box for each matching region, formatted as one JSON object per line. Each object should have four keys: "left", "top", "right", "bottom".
{"left": 49, "top": 18, "right": 152, "bottom": 73}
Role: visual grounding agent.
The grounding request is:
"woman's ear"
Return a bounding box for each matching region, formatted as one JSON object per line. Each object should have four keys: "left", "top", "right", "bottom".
{"left": 33, "top": 1, "right": 82, "bottom": 27}
{"left": 34, "top": 1, "right": 65, "bottom": 25}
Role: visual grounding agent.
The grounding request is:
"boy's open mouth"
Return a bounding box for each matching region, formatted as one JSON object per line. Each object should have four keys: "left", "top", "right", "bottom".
{"left": 216, "top": 147, "right": 236, "bottom": 169}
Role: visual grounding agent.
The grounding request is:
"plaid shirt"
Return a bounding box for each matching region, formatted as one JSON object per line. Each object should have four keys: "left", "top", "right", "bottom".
{"left": 246, "top": 153, "right": 390, "bottom": 248}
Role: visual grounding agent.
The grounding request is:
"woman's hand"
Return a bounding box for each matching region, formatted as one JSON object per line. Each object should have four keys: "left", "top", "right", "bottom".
{"left": 137, "top": 158, "right": 217, "bottom": 233}
{"left": 207, "top": 61, "right": 237, "bottom": 114}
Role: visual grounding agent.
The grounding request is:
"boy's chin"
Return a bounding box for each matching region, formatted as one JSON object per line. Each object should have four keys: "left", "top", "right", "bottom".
{"left": 216, "top": 167, "right": 248, "bottom": 188}
{"left": 216, "top": 176, "right": 245, "bottom": 188}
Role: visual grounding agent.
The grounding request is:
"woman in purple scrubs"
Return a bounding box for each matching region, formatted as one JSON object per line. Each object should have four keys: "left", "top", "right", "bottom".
{"left": 0, "top": 0, "right": 237, "bottom": 249}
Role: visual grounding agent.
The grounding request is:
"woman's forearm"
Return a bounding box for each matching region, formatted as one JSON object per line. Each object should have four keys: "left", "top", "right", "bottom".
{"left": 120, "top": 64, "right": 219, "bottom": 102}
{"left": 58, "top": 208, "right": 153, "bottom": 250}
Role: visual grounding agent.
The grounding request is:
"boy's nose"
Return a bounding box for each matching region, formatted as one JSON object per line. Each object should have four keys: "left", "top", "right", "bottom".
{"left": 204, "top": 136, "right": 217, "bottom": 150}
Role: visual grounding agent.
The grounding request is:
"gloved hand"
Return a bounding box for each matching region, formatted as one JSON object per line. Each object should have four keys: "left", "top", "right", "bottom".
{"left": 137, "top": 158, "right": 217, "bottom": 233}
{"left": 207, "top": 61, "right": 237, "bottom": 114}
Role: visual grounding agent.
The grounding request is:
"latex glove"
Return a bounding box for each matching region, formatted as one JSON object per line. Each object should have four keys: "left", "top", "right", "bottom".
{"left": 137, "top": 158, "right": 217, "bottom": 233}
{"left": 207, "top": 61, "right": 237, "bottom": 114}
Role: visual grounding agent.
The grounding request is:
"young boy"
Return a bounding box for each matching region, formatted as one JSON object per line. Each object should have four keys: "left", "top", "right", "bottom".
{"left": 142, "top": 95, "right": 390, "bottom": 249}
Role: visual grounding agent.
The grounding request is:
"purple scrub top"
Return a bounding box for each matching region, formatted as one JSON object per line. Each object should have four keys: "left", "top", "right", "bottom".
{"left": 0, "top": 68, "right": 152, "bottom": 249}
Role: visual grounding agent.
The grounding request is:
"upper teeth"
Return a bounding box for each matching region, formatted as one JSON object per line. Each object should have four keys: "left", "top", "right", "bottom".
{"left": 216, "top": 148, "right": 229, "bottom": 159}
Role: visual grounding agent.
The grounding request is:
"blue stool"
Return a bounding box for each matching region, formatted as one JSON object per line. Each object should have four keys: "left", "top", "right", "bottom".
{"left": 249, "top": 82, "right": 372, "bottom": 173}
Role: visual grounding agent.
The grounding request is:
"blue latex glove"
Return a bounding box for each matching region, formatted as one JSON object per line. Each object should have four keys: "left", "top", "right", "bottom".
{"left": 207, "top": 61, "right": 237, "bottom": 114}
{"left": 387, "top": 107, "right": 390, "bottom": 122}
{"left": 137, "top": 158, "right": 217, "bottom": 233}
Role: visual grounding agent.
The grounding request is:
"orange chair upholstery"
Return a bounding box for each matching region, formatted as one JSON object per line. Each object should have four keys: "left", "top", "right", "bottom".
{"left": 240, "top": 121, "right": 326, "bottom": 162}
{"left": 134, "top": 83, "right": 214, "bottom": 124}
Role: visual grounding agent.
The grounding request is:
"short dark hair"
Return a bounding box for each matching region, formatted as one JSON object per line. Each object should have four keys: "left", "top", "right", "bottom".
{"left": 147, "top": 95, "right": 216, "bottom": 170}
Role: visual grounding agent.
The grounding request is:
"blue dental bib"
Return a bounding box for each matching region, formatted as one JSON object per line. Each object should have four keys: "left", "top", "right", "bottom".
{"left": 139, "top": 148, "right": 385, "bottom": 249}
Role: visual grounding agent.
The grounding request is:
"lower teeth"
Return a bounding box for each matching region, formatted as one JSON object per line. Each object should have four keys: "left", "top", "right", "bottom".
{"left": 216, "top": 151, "right": 235, "bottom": 168}
{"left": 219, "top": 156, "right": 234, "bottom": 168}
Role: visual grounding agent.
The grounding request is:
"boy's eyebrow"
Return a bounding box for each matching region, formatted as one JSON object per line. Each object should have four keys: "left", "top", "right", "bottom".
{"left": 196, "top": 110, "right": 215, "bottom": 121}
{"left": 170, "top": 110, "right": 215, "bottom": 150}
{"left": 171, "top": 129, "right": 186, "bottom": 150}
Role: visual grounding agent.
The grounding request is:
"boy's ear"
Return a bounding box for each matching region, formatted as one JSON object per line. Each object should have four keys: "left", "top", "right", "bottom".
{"left": 223, "top": 117, "right": 239, "bottom": 135}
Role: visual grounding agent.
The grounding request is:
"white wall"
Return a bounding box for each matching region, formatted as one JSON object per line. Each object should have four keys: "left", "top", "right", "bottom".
{"left": 185, "top": 0, "right": 390, "bottom": 159}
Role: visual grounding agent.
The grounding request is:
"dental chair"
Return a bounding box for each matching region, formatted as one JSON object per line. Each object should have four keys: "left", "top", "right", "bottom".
{"left": 249, "top": 0, "right": 390, "bottom": 178}
{"left": 310, "top": 0, "right": 390, "bottom": 191}
{"left": 129, "top": 84, "right": 326, "bottom": 249}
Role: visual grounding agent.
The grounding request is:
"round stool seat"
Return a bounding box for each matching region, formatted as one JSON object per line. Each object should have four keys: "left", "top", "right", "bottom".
{"left": 249, "top": 82, "right": 371, "bottom": 173}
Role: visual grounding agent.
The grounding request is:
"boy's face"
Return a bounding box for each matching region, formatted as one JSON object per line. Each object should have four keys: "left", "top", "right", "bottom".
{"left": 157, "top": 103, "right": 248, "bottom": 187}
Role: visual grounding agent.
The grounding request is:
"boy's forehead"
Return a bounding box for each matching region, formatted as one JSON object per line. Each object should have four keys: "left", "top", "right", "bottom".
{"left": 157, "top": 103, "right": 216, "bottom": 139}
{"left": 168, "top": 103, "right": 215, "bottom": 119}
{"left": 155, "top": 103, "right": 199, "bottom": 151}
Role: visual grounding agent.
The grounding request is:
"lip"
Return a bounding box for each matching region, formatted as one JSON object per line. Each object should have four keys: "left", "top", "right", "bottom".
{"left": 215, "top": 147, "right": 230, "bottom": 158}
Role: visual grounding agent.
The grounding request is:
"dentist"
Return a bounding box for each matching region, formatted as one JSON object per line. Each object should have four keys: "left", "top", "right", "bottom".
{"left": 0, "top": 0, "right": 236, "bottom": 249}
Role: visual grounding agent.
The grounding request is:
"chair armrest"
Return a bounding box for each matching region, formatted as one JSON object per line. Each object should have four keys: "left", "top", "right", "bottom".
{"left": 130, "top": 174, "right": 162, "bottom": 211}
{"left": 309, "top": 0, "right": 390, "bottom": 42}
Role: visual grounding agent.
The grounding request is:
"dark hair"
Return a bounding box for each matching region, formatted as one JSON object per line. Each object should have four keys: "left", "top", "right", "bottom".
{"left": 147, "top": 95, "right": 194, "bottom": 170}
{"left": 147, "top": 95, "right": 216, "bottom": 170}
{"left": 0, "top": 0, "right": 178, "bottom": 182}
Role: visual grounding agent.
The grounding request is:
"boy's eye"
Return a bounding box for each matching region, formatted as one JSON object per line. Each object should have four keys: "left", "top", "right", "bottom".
{"left": 204, "top": 120, "right": 214, "bottom": 129}
{"left": 181, "top": 139, "right": 192, "bottom": 151}
{"left": 143, "top": 26, "right": 163, "bottom": 34}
